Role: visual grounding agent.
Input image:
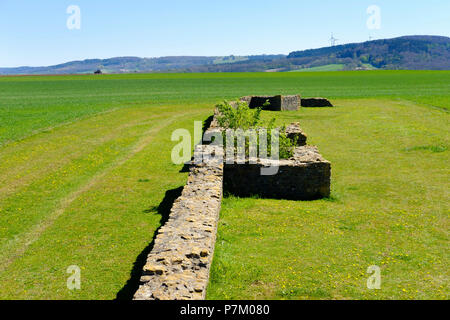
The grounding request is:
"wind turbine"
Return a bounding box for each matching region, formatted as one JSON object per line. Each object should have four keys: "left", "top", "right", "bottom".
{"left": 330, "top": 33, "right": 338, "bottom": 46}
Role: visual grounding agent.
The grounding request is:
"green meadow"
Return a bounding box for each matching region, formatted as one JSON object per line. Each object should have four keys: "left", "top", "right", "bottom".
{"left": 289, "top": 64, "right": 345, "bottom": 72}
{"left": 0, "top": 71, "right": 448, "bottom": 299}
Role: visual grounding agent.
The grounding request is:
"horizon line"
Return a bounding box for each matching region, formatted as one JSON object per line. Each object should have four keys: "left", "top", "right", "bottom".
{"left": 3, "top": 34, "right": 449, "bottom": 69}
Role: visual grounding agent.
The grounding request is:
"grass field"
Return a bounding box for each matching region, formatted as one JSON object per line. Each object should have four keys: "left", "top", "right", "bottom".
{"left": 289, "top": 64, "right": 345, "bottom": 72}
{"left": 207, "top": 99, "right": 449, "bottom": 299}
{"left": 0, "top": 71, "right": 448, "bottom": 299}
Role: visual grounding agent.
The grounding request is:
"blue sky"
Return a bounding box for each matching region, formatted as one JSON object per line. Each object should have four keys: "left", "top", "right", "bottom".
{"left": 1, "top": 0, "right": 449, "bottom": 67}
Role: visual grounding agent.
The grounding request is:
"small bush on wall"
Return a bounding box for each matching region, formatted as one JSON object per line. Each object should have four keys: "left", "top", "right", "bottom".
{"left": 215, "top": 100, "right": 296, "bottom": 159}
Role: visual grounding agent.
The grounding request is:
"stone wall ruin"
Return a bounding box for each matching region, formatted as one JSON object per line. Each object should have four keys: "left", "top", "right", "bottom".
{"left": 237, "top": 95, "right": 334, "bottom": 109}
{"left": 133, "top": 99, "right": 331, "bottom": 300}
{"left": 134, "top": 145, "right": 223, "bottom": 300}
{"left": 240, "top": 95, "right": 301, "bottom": 111}
{"left": 223, "top": 146, "right": 330, "bottom": 200}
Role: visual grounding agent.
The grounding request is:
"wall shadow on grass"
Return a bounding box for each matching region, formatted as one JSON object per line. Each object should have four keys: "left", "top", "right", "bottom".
{"left": 116, "top": 115, "right": 212, "bottom": 299}
{"left": 115, "top": 186, "right": 184, "bottom": 300}
{"left": 179, "top": 115, "right": 214, "bottom": 173}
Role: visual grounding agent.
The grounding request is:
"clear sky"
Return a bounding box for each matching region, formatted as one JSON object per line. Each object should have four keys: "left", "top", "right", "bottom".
{"left": 1, "top": 0, "right": 449, "bottom": 67}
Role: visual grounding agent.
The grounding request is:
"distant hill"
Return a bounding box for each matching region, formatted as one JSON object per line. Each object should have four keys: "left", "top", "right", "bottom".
{"left": 287, "top": 35, "right": 450, "bottom": 71}
{"left": 1, "top": 35, "right": 448, "bottom": 75}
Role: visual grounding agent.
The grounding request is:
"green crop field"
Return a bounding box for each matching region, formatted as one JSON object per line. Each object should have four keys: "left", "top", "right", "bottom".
{"left": 289, "top": 64, "right": 345, "bottom": 72}
{"left": 0, "top": 71, "right": 448, "bottom": 300}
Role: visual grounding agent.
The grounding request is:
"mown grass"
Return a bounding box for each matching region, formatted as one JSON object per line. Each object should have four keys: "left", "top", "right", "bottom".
{"left": 0, "top": 103, "right": 210, "bottom": 299}
{"left": 0, "top": 71, "right": 448, "bottom": 299}
{"left": 207, "top": 98, "right": 449, "bottom": 300}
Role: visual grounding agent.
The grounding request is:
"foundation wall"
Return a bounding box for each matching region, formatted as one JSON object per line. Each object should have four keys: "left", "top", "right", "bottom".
{"left": 240, "top": 95, "right": 301, "bottom": 111}
{"left": 223, "top": 146, "right": 331, "bottom": 200}
{"left": 133, "top": 106, "right": 331, "bottom": 300}
{"left": 133, "top": 146, "right": 223, "bottom": 300}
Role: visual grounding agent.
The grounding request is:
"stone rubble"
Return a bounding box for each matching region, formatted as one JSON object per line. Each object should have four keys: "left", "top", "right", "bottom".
{"left": 285, "top": 122, "right": 307, "bottom": 146}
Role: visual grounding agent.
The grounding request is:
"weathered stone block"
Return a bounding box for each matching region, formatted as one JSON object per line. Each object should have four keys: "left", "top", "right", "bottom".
{"left": 223, "top": 146, "right": 330, "bottom": 200}
{"left": 281, "top": 95, "right": 302, "bottom": 111}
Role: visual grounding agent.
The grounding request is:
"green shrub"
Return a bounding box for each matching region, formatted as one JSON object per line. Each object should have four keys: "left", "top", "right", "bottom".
{"left": 216, "top": 100, "right": 262, "bottom": 130}
{"left": 266, "top": 119, "right": 297, "bottom": 159}
{"left": 214, "top": 100, "right": 296, "bottom": 159}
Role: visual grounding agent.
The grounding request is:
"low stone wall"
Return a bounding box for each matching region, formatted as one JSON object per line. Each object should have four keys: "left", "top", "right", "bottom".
{"left": 240, "top": 95, "right": 301, "bottom": 111}
{"left": 223, "top": 146, "right": 331, "bottom": 200}
{"left": 285, "top": 122, "right": 307, "bottom": 146}
{"left": 301, "top": 97, "right": 333, "bottom": 107}
{"left": 133, "top": 145, "right": 223, "bottom": 300}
